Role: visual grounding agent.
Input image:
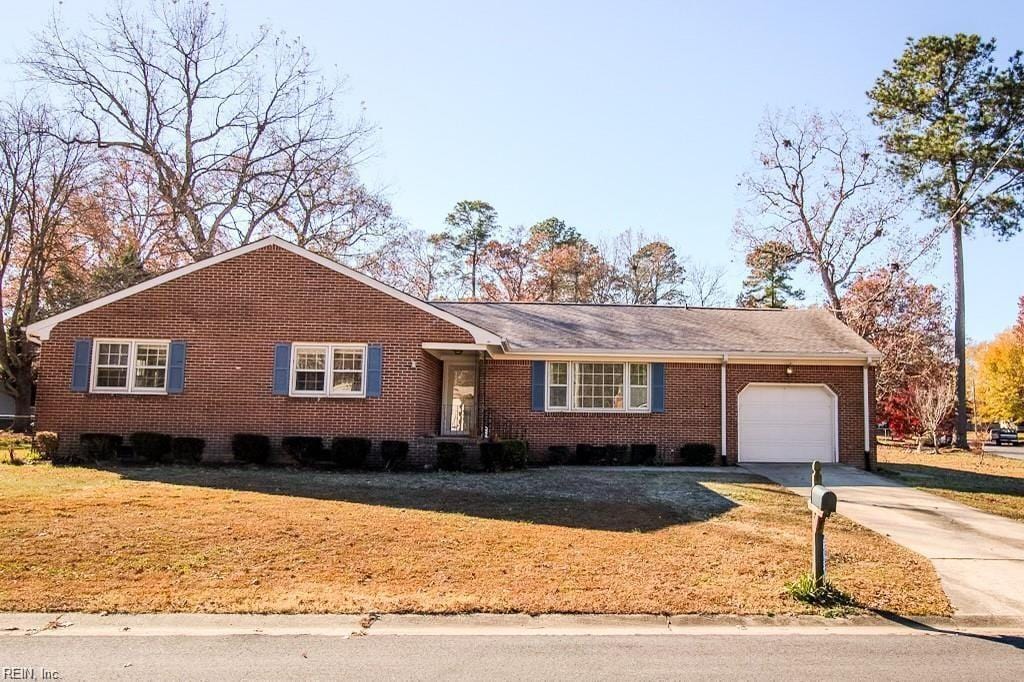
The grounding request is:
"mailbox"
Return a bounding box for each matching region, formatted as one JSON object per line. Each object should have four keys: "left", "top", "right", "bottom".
{"left": 809, "top": 485, "right": 837, "bottom": 516}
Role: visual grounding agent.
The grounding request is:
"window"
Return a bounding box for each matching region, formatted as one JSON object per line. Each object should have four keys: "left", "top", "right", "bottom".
{"left": 93, "top": 340, "right": 169, "bottom": 393}
{"left": 545, "top": 361, "right": 651, "bottom": 413}
{"left": 291, "top": 344, "right": 366, "bottom": 397}
{"left": 547, "top": 362, "right": 569, "bottom": 409}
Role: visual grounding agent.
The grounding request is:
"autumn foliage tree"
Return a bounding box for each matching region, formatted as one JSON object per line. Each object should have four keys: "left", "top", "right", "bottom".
{"left": 736, "top": 241, "right": 803, "bottom": 308}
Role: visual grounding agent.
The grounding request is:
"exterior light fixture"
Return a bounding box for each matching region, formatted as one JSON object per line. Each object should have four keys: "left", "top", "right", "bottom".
{"left": 786, "top": 365, "right": 794, "bottom": 376}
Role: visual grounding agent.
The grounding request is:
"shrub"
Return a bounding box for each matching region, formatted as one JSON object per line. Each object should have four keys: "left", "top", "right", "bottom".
{"left": 79, "top": 433, "right": 123, "bottom": 461}
{"left": 573, "top": 443, "right": 605, "bottom": 465}
{"left": 170, "top": 437, "right": 206, "bottom": 464}
{"left": 129, "top": 432, "right": 173, "bottom": 463}
{"left": 34, "top": 432, "right": 59, "bottom": 460}
{"left": 381, "top": 440, "right": 409, "bottom": 471}
{"left": 502, "top": 439, "right": 528, "bottom": 470}
{"left": 604, "top": 444, "right": 629, "bottom": 466}
{"left": 629, "top": 443, "right": 657, "bottom": 466}
{"left": 330, "top": 437, "right": 371, "bottom": 469}
{"left": 281, "top": 436, "right": 324, "bottom": 465}
{"left": 479, "top": 441, "right": 505, "bottom": 472}
{"left": 232, "top": 433, "right": 271, "bottom": 464}
{"left": 679, "top": 442, "right": 716, "bottom": 466}
{"left": 436, "top": 441, "right": 464, "bottom": 471}
{"left": 547, "top": 445, "right": 570, "bottom": 465}
{"left": 785, "top": 573, "right": 856, "bottom": 610}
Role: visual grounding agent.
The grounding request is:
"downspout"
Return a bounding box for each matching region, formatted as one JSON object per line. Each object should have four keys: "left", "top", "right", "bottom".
{"left": 863, "top": 361, "right": 872, "bottom": 471}
{"left": 721, "top": 354, "right": 728, "bottom": 466}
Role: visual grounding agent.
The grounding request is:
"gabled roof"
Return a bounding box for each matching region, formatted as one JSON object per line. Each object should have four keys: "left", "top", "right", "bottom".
{"left": 25, "top": 236, "right": 503, "bottom": 344}
{"left": 435, "top": 302, "right": 880, "bottom": 360}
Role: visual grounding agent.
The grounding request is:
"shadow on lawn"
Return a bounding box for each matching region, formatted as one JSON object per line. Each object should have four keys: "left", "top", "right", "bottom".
{"left": 104, "top": 465, "right": 748, "bottom": 532}
{"left": 879, "top": 464, "right": 1024, "bottom": 498}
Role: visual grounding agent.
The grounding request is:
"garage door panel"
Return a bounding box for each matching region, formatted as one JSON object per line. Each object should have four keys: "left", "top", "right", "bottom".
{"left": 738, "top": 385, "right": 836, "bottom": 463}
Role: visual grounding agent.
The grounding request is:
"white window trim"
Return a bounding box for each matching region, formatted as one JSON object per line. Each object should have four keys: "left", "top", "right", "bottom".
{"left": 289, "top": 343, "right": 368, "bottom": 399}
{"left": 91, "top": 338, "right": 170, "bottom": 395}
{"left": 545, "top": 361, "right": 651, "bottom": 414}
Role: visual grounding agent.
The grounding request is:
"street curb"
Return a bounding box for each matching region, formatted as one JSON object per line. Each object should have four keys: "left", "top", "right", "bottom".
{"left": 3, "top": 612, "right": 1024, "bottom": 637}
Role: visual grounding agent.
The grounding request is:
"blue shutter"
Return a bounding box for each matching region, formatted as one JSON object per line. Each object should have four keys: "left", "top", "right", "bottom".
{"left": 71, "top": 338, "right": 92, "bottom": 392}
{"left": 167, "top": 341, "right": 187, "bottom": 394}
{"left": 531, "top": 361, "right": 546, "bottom": 411}
{"left": 651, "top": 362, "right": 665, "bottom": 413}
{"left": 366, "top": 345, "right": 383, "bottom": 397}
{"left": 272, "top": 343, "right": 291, "bottom": 395}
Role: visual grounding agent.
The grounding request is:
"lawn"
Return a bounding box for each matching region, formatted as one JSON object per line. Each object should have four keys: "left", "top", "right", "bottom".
{"left": 877, "top": 444, "right": 1024, "bottom": 521}
{"left": 0, "top": 463, "right": 949, "bottom": 616}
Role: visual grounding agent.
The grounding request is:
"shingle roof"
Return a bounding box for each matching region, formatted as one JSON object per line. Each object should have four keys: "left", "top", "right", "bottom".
{"left": 433, "top": 302, "right": 879, "bottom": 357}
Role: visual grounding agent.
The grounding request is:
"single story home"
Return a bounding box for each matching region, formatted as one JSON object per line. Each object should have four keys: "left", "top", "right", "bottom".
{"left": 26, "top": 236, "right": 881, "bottom": 467}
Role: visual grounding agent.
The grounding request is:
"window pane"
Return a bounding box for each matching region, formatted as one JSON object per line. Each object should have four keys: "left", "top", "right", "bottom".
{"left": 295, "top": 371, "right": 325, "bottom": 392}
{"left": 98, "top": 343, "right": 130, "bottom": 367}
{"left": 296, "top": 349, "right": 326, "bottom": 371}
{"left": 332, "top": 371, "right": 363, "bottom": 393}
{"left": 549, "top": 362, "right": 567, "bottom": 385}
{"left": 96, "top": 367, "right": 128, "bottom": 388}
{"left": 629, "top": 386, "right": 649, "bottom": 409}
{"left": 548, "top": 385, "right": 567, "bottom": 408}
{"left": 630, "top": 363, "right": 648, "bottom": 386}
{"left": 574, "top": 363, "right": 624, "bottom": 409}
{"left": 333, "top": 349, "right": 363, "bottom": 371}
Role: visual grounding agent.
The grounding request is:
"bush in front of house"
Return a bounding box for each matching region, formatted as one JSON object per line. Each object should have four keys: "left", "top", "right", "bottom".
{"left": 232, "top": 433, "right": 271, "bottom": 464}
{"left": 331, "top": 437, "right": 371, "bottom": 469}
{"left": 129, "top": 432, "right": 173, "bottom": 463}
{"left": 573, "top": 443, "right": 605, "bottom": 465}
{"left": 34, "top": 431, "right": 59, "bottom": 460}
{"left": 281, "top": 436, "right": 324, "bottom": 465}
{"left": 381, "top": 440, "right": 409, "bottom": 471}
{"left": 629, "top": 443, "right": 657, "bottom": 466}
{"left": 479, "top": 441, "right": 505, "bottom": 472}
{"left": 170, "top": 437, "right": 206, "bottom": 464}
{"left": 604, "top": 444, "right": 629, "bottom": 466}
{"left": 679, "top": 442, "right": 716, "bottom": 466}
{"left": 436, "top": 441, "right": 464, "bottom": 471}
{"left": 79, "top": 433, "right": 123, "bottom": 461}
{"left": 547, "top": 445, "right": 570, "bottom": 465}
{"left": 502, "top": 439, "right": 528, "bottom": 470}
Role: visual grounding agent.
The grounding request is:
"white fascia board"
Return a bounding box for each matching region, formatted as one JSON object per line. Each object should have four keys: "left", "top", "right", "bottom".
{"left": 25, "top": 236, "right": 505, "bottom": 345}
{"left": 488, "top": 347, "right": 876, "bottom": 365}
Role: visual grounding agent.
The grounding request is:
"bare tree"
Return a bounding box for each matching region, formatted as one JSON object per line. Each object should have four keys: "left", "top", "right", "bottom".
{"left": 24, "top": 0, "right": 372, "bottom": 260}
{"left": 908, "top": 373, "right": 956, "bottom": 454}
{"left": 735, "top": 110, "right": 906, "bottom": 321}
{"left": 614, "top": 228, "right": 686, "bottom": 304}
{"left": 0, "top": 101, "right": 92, "bottom": 429}
{"left": 367, "top": 230, "right": 458, "bottom": 301}
{"left": 684, "top": 261, "right": 727, "bottom": 306}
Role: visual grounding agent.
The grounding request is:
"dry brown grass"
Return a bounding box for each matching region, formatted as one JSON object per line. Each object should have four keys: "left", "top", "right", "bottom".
{"left": 0, "top": 464, "right": 950, "bottom": 616}
{"left": 877, "top": 444, "right": 1024, "bottom": 521}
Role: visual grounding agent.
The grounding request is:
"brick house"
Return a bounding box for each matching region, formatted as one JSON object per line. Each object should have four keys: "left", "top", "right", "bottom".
{"left": 26, "top": 237, "right": 881, "bottom": 467}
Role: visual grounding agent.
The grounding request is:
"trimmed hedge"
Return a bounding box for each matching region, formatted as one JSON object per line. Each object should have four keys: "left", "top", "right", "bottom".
{"left": 129, "top": 432, "right": 173, "bottom": 463}
{"left": 331, "top": 437, "right": 371, "bottom": 469}
{"left": 381, "top": 440, "right": 409, "bottom": 471}
{"left": 679, "top": 442, "right": 716, "bottom": 466}
{"left": 282, "top": 436, "right": 324, "bottom": 465}
{"left": 34, "top": 432, "right": 59, "bottom": 460}
{"left": 436, "top": 441, "right": 464, "bottom": 471}
{"left": 548, "top": 445, "right": 570, "bottom": 465}
{"left": 79, "top": 433, "right": 122, "bottom": 461}
{"left": 503, "top": 440, "right": 528, "bottom": 470}
{"left": 629, "top": 443, "right": 657, "bottom": 466}
{"left": 232, "top": 433, "right": 271, "bottom": 464}
{"left": 573, "top": 443, "right": 604, "bottom": 465}
{"left": 604, "top": 444, "right": 629, "bottom": 466}
{"left": 170, "top": 437, "right": 206, "bottom": 464}
{"left": 480, "top": 441, "right": 505, "bottom": 472}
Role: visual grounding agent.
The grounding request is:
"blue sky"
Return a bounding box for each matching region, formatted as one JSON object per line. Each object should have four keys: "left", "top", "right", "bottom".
{"left": 2, "top": 0, "right": 1022, "bottom": 340}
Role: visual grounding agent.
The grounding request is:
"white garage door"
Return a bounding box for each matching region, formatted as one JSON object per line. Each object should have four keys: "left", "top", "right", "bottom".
{"left": 738, "top": 384, "right": 836, "bottom": 463}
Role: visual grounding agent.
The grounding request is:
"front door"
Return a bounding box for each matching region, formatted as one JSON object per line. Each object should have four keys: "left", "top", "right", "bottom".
{"left": 442, "top": 363, "right": 477, "bottom": 435}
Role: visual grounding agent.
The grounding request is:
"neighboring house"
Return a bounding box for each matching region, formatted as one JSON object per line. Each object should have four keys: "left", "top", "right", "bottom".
{"left": 26, "top": 237, "right": 881, "bottom": 467}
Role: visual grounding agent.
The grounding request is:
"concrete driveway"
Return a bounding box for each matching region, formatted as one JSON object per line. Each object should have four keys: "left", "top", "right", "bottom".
{"left": 985, "top": 444, "right": 1024, "bottom": 462}
{"left": 742, "top": 463, "right": 1024, "bottom": 616}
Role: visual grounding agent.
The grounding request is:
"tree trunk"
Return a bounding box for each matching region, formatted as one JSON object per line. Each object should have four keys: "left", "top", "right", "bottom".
{"left": 952, "top": 220, "right": 968, "bottom": 448}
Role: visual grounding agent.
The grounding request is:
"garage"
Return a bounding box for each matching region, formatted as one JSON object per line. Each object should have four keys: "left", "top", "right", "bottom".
{"left": 738, "top": 384, "right": 837, "bottom": 463}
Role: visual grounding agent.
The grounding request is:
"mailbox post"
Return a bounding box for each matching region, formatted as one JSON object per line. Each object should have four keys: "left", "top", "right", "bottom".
{"left": 807, "top": 461, "right": 837, "bottom": 588}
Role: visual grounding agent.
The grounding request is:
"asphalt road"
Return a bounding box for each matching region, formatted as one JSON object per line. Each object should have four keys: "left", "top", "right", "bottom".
{"left": 985, "top": 444, "right": 1024, "bottom": 461}
{"left": 3, "top": 634, "right": 1023, "bottom": 681}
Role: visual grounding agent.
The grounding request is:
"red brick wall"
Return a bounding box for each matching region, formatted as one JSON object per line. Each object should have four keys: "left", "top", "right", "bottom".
{"left": 479, "top": 360, "right": 722, "bottom": 463}
{"left": 725, "top": 364, "right": 874, "bottom": 467}
{"left": 36, "top": 246, "right": 473, "bottom": 458}
{"left": 480, "top": 360, "right": 875, "bottom": 467}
